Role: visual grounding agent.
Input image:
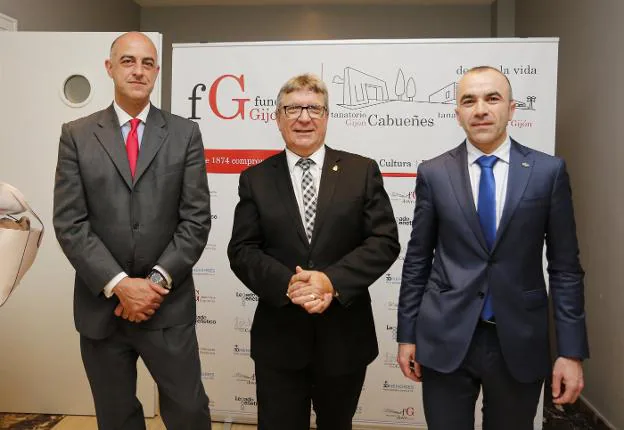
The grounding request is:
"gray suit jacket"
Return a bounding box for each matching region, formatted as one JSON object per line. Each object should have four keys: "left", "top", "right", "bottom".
{"left": 397, "top": 139, "right": 589, "bottom": 383}
{"left": 54, "top": 104, "right": 211, "bottom": 339}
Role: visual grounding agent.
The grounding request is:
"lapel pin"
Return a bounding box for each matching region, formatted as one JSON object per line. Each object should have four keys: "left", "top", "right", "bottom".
{"left": 332, "top": 165, "right": 339, "bottom": 172}
{"left": 521, "top": 162, "right": 530, "bottom": 168}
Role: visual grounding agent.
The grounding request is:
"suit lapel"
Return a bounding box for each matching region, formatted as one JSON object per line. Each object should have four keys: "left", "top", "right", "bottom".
{"left": 310, "top": 146, "right": 340, "bottom": 247}
{"left": 94, "top": 105, "right": 133, "bottom": 190}
{"left": 273, "top": 151, "right": 309, "bottom": 245}
{"left": 134, "top": 106, "right": 167, "bottom": 184}
{"left": 446, "top": 142, "right": 489, "bottom": 253}
{"left": 492, "top": 139, "right": 533, "bottom": 251}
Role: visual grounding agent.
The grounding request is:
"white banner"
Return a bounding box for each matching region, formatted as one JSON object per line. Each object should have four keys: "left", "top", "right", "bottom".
{"left": 172, "top": 38, "right": 558, "bottom": 429}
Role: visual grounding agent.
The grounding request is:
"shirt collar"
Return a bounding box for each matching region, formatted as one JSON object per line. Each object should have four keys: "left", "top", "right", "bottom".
{"left": 466, "top": 136, "right": 511, "bottom": 165}
{"left": 113, "top": 101, "right": 151, "bottom": 128}
{"left": 286, "top": 145, "right": 326, "bottom": 174}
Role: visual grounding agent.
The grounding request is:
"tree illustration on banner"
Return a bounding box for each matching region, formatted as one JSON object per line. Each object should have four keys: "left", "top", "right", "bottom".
{"left": 395, "top": 69, "right": 406, "bottom": 100}
{"left": 406, "top": 77, "right": 416, "bottom": 101}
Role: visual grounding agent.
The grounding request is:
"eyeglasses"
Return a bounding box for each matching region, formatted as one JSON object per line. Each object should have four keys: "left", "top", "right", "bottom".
{"left": 282, "top": 104, "right": 327, "bottom": 119}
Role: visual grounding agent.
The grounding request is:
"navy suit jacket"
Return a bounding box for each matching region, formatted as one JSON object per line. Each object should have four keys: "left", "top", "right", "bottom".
{"left": 397, "top": 139, "right": 589, "bottom": 383}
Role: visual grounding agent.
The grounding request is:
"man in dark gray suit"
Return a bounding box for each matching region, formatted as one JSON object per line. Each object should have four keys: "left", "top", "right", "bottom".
{"left": 397, "top": 66, "right": 589, "bottom": 429}
{"left": 53, "top": 32, "right": 212, "bottom": 430}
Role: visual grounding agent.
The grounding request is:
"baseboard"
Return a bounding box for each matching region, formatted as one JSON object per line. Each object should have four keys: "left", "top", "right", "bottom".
{"left": 578, "top": 394, "right": 617, "bottom": 430}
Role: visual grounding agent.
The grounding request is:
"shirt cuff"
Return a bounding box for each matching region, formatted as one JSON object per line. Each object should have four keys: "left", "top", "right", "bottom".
{"left": 153, "top": 265, "right": 173, "bottom": 288}
{"left": 103, "top": 272, "right": 128, "bottom": 298}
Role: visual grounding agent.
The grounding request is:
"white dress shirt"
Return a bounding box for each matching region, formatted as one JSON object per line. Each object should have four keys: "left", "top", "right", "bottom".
{"left": 114, "top": 101, "right": 149, "bottom": 148}
{"left": 285, "top": 145, "right": 325, "bottom": 226}
{"left": 103, "top": 102, "right": 172, "bottom": 298}
{"left": 466, "top": 136, "right": 511, "bottom": 230}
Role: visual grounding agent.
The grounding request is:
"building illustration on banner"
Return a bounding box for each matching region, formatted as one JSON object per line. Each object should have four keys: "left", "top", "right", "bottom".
{"left": 330, "top": 65, "right": 536, "bottom": 110}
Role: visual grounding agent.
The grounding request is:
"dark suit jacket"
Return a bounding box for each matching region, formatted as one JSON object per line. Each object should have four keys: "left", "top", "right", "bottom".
{"left": 397, "top": 139, "right": 589, "bottom": 383}
{"left": 53, "top": 104, "right": 211, "bottom": 339}
{"left": 228, "top": 147, "right": 400, "bottom": 376}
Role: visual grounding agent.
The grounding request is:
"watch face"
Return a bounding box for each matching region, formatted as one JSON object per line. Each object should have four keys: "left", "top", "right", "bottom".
{"left": 150, "top": 272, "right": 164, "bottom": 283}
{"left": 148, "top": 270, "right": 170, "bottom": 289}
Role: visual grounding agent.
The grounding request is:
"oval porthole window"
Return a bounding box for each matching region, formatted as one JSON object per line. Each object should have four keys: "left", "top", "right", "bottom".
{"left": 62, "top": 74, "right": 91, "bottom": 106}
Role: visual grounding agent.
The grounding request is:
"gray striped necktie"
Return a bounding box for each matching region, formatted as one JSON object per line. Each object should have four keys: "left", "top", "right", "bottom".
{"left": 297, "top": 158, "right": 317, "bottom": 242}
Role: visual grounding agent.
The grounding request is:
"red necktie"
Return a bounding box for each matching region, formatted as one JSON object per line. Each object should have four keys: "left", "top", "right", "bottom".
{"left": 126, "top": 118, "right": 140, "bottom": 178}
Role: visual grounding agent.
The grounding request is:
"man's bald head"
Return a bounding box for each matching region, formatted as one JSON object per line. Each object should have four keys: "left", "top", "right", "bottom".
{"left": 458, "top": 66, "right": 513, "bottom": 102}
{"left": 110, "top": 32, "right": 158, "bottom": 65}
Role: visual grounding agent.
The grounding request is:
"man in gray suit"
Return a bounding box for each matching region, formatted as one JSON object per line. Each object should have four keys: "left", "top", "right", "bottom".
{"left": 53, "top": 32, "right": 212, "bottom": 430}
{"left": 397, "top": 66, "right": 589, "bottom": 429}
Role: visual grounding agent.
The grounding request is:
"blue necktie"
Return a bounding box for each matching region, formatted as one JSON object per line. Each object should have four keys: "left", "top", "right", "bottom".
{"left": 476, "top": 155, "right": 498, "bottom": 320}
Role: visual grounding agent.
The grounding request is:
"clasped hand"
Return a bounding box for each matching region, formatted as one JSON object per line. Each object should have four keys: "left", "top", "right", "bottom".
{"left": 113, "top": 277, "right": 169, "bottom": 323}
{"left": 286, "top": 266, "right": 334, "bottom": 314}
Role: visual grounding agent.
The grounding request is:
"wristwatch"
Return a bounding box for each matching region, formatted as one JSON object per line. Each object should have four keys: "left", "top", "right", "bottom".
{"left": 147, "top": 269, "right": 171, "bottom": 290}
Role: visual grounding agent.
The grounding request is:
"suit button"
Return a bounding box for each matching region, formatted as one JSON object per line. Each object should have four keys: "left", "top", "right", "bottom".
{"left": 132, "top": 223, "right": 139, "bottom": 230}
{"left": 477, "top": 292, "right": 485, "bottom": 299}
{"left": 308, "top": 260, "right": 315, "bottom": 269}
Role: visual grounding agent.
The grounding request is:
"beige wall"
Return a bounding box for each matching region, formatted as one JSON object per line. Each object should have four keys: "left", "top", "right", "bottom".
{"left": 491, "top": 0, "right": 514, "bottom": 36}
{"left": 0, "top": 0, "right": 139, "bottom": 31}
{"left": 516, "top": 1, "right": 624, "bottom": 428}
{"left": 140, "top": 4, "right": 492, "bottom": 110}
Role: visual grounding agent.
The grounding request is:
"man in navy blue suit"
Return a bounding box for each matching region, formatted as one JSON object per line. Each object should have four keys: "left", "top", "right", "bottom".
{"left": 397, "top": 66, "right": 589, "bottom": 430}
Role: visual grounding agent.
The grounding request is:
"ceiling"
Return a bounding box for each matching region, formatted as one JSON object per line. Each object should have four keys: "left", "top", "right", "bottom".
{"left": 134, "top": 0, "right": 494, "bottom": 7}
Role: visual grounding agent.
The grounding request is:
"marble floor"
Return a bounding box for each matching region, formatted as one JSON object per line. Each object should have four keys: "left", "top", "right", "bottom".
{"left": 0, "top": 413, "right": 63, "bottom": 430}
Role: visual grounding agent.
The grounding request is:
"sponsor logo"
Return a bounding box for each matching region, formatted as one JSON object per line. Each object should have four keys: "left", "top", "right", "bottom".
{"left": 233, "top": 316, "right": 253, "bottom": 333}
{"left": 195, "top": 289, "right": 216, "bottom": 304}
{"left": 188, "top": 75, "right": 250, "bottom": 121}
{"left": 188, "top": 66, "right": 536, "bottom": 129}
{"left": 193, "top": 267, "right": 216, "bottom": 276}
{"left": 382, "top": 380, "right": 415, "bottom": 393}
{"left": 383, "top": 352, "right": 399, "bottom": 369}
{"left": 196, "top": 315, "right": 217, "bottom": 325}
{"left": 187, "top": 75, "right": 278, "bottom": 126}
{"left": 386, "top": 300, "right": 399, "bottom": 311}
{"left": 233, "top": 344, "right": 251, "bottom": 356}
{"left": 389, "top": 190, "right": 416, "bottom": 206}
{"left": 200, "top": 347, "right": 216, "bottom": 356}
{"left": 201, "top": 371, "right": 216, "bottom": 380}
{"left": 233, "top": 372, "right": 256, "bottom": 385}
{"left": 204, "top": 243, "right": 217, "bottom": 251}
{"left": 385, "top": 273, "right": 401, "bottom": 285}
{"left": 236, "top": 290, "right": 259, "bottom": 307}
{"left": 234, "top": 395, "right": 258, "bottom": 411}
{"left": 384, "top": 406, "right": 417, "bottom": 420}
{"left": 386, "top": 324, "right": 398, "bottom": 341}
{"left": 395, "top": 216, "right": 412, "bottom": 227}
